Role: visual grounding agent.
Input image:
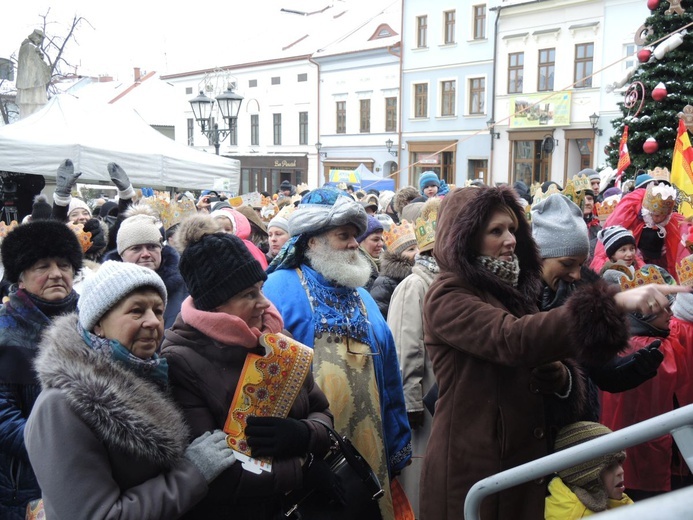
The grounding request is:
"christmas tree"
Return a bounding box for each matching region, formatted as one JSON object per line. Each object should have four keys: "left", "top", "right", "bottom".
{"left": 606, "top": 0, "right": 693, "bottom": 181}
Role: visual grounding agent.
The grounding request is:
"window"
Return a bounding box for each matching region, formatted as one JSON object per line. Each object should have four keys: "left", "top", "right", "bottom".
{"left": 185, "top": 87, "right": 193, "bottom": 95}
{"left": 414, "top": 83, "right": 428, "bottom": 118}
{"left": 444, "top": 10, "right": 455, "bottom": 44}
{"left": 538, "top": 48, "right": 555, "bottom": 91}
{"left": 336, "top": 101, "right": 346, "bottom": 134}
{"left": 229, "top": 118, "right": 237, "bottom": 146}
{"left": 187, "top": 118, "right": 194, "bottom": 146}
{"left": 271, "top": 76, "right": 280, "bottom": 85}
{"left": 297, "top": 73, "right": 308, "bottom": 82}
{"left": 360, "top": 99, "right": 371, "bottom": 133}
{"left": 385, "top": 97, "right": 397, "bottom": 132}
{"left": 441, "top": 80, "right": 456, "bottom": 116}
{"left": 417, "top": 15, "right": 428, "bottom": 48}
{"left": 469, "top": 78, "right": 485, "bottom": 115}
{"left": 249, "top": 79, "right": 257, "bottom": 88}
{"left": 508, "top": 52, "right": 524, "bottom": 94}
{"left": 513, "top": 140, "right": 551, "bottom": 185}
{"left": 574, "top": 43, "right": 594, "bottom": 88}
{"left": 273, "top": 113, "right": 282, "bottom": 145}
{"left": 299, "top": 111, "right": 308, "bottom": 145}
{"left": 251, "top": 114, "right": 259, "bottom": 146}
{"left": 624, "top": 43, "right": 639, "bottom": 70}
{"left": 473, "top": 5, "right": 486, "bottom": 40}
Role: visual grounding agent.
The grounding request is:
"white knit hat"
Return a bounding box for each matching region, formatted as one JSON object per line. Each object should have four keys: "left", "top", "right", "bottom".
{"left": 78, "top": 261, "right": 168, "bottom": 331}
{"left": 116, "top": 214, "right": 162, "bottom": 255}
{"left": 67, "top": 197, "right": 91, "bottom": 219}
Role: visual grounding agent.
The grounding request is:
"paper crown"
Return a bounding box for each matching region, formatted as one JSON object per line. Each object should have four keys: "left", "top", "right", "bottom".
{"left": 643, "top": 183, "right": 676, "bottom": 216}
{"left": 595, "top": 198, "right": 619, "bottom": 222}
{"left": 66, "top": 222, "right": 93, "bottom": 253}
{"left": 414, "top": 210, "right": 437, "bottom": 252}
{"left": 0, "top": 221, "right": 18, "bottom": 239}
{"left": 383, "top": 220, "right": 417, "bottom": 253}
{"left": 677, "top": 255, "right": 693, "bottom": 287}
{"left": 648, "top": 166, "right": 670, "bottom": 184}
{"left": 529, "top": 182, "right": 543, "bottom": 197}
{"left": 140, "top": 192, "right": 197, "bottom": 231}
{"left": 260, "top": 202, "right": 279, "bottom": 222}
{"left": 618, "top": 264, "right": 670, "bottom": 291}
{"left": 296, "top": 183, "right": 310, "bottom": 194}
{"left": 241, "top": 191, "right": 264, "bottom": 209}
{"left": 531, "top": 183, "right": 561, "bottom": 207}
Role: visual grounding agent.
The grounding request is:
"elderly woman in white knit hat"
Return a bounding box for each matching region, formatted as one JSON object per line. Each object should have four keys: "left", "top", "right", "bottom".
{"left": 24, "top": 261, "right": 236, "bottom": 519}
{"left": 103, "top": 207, "right": 187, "bottom": 328}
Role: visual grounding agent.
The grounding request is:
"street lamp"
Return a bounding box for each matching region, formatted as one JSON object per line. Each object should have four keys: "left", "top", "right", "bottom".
{"left": 385, "top": 138, "right": 398, "bottom": 157}
{"left": 315, "top": 141, "right": 327, "bottom": 157}
{"left": 589, "top": 112, "right": 603, "bottom": 136}
{"left": 189, "top": 86, "right": 244, "bottom": 155}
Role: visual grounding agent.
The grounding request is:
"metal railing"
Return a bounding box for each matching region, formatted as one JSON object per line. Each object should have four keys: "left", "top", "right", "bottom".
{"left": 464, "top": 404, "right": 693, "bottom": 520}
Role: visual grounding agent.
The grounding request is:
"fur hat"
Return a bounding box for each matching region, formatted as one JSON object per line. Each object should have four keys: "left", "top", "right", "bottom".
{"left": 555, "top": 421, "right": 626, "bottom": 513}
{"left": 393, "top": 186, "right": 420, "bottom": 217}
{"left": 117, "top": 211, "right": 163, "bottom": 255}
{"left": 598, "top": 226, "right": 636, "bottom": 258}
{"left": 419, "top": 171, "right": 441, "bottom": 194}
{"left": 177, "top": 214, "right": 267, "bottom": 311}
{"left": 78, "top": 260, "right": 168, "bottom": 332}
{"left": 532, "top": 194, "right": 590, "bottom": 259}
{"left": 357, "top": 215, "right": 384, "bottom": 243}
{"left": 1, "top": 220, "right": 83, "bottom": 284}
{"left": 67, "top": 197, "right": 92, "bottom": 221}
{"left": 31, "top": 194, "right": 52, "bottom": 221}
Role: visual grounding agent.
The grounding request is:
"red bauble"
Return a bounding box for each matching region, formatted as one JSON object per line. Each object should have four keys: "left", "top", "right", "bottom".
{"left": 647, "top": 0, "right": 659, "bottom": 10}
{"left": 638, "top": 48, "right": 652, "bottom": 63}
{"left": 652, "top": 82, "right": 668, "bottom": 101}
{"left": 643, "top": 137, "right": 659, "bottom": 154}
{"left": 604, "top": 145, "right": 612, "bottom": 155}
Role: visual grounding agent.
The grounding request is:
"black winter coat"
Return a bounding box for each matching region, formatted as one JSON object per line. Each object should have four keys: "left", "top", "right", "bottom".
{"left": 369, "top": 250, "right": 415, "bottom": 319}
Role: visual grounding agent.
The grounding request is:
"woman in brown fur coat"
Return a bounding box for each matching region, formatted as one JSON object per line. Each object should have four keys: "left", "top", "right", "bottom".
{"left": 419, "top": 186, "right": 685, "bottom": 520}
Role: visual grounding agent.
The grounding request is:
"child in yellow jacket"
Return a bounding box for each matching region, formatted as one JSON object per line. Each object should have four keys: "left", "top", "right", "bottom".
{"left": 545, "top": 422, "right": 634, "bottom": 519}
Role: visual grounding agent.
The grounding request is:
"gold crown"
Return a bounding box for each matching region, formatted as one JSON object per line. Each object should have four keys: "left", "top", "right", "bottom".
{"left": 296, "top": 183, "right": 310, "bottom": 194}
{"left": 648, "top": 166, "right": 670, "bottom": 184}
{"left": 66, "top": 222, "right": 93, "bottom": 253}
{"left": 531, "top": 183, "right": 561, "bottom": 207}
{"left": 0, "top": 221, "right": 18, "bottom": 239}
{"left": 414, "top": 211, "right": 437, "bottom": 252}
{"left": 140, "top": 193, "right": 197, "bottom": 231}
{"left": 643, "top": 183, "right": 676, "bottom": 216}
{"left": 529, "top": 182, "right": 543, "bottom": 197}
{"left": 383, "top": 220, "right": 417, "bottom": 253}
{"left": 677, "top": 255, "right": 693, "bottom": 287}
{"left": 595, "top": 198, "right": 619, "bottom": 222}
{"left": 618, "top": 264, "right": 669, "bottom": 291}
{"left": 571, "top": 174, "right": 592, "bottom": 193}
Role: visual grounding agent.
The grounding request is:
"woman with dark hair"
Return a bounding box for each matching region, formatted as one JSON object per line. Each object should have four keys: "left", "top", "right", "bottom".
{"left": 419, "top": 186, "right": 686, "bottom": 520}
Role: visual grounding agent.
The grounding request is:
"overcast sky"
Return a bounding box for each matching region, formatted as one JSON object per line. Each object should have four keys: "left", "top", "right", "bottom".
{"left": 2, "top": 0, "right": 372, "bottom": 80}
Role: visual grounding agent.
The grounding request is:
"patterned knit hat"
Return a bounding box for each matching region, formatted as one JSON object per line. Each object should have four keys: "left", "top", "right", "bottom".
{"left": 555, "top": 421, "right": 626, "bottom": 512}
{"left": 598, "top": 225, "right": 636, "bottom": 258}
{"left": 78, "top": 260, "right": 168, "bottom": 331}
{"left": 117, "top": 214, "right": 163, "bottom": 255}
{"left": 178, "top": 215, "right": 267, "bottom": 311}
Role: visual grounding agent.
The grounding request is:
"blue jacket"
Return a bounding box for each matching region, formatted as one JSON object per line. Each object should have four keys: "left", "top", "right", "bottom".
{"left": 104, "top": 244, "right": 188, "bottom": 329}
{"left": 0, "top": 290, "right": 50, "bottom": 519}
{"left": 264, "top": 266, "right": 412, "bottom": 474}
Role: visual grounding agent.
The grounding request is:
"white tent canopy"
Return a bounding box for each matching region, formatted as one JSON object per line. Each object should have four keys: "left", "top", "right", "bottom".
{"left": 0, "top": 94, "right": 240, "bottom": 190}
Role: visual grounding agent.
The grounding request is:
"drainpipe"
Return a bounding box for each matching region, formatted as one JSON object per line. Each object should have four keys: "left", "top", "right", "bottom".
{"left": 308, "top": 56, "right": 322, "bottom": 186}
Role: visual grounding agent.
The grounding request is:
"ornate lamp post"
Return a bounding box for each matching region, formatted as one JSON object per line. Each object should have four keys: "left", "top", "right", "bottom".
{"left": 189, "top": 85, "right": 244, "bottom": 155}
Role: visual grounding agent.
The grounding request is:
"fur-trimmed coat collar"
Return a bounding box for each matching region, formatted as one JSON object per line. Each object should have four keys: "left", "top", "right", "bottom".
{"left": 34, "top": 314, "right": 189, "bottom": 468}
{"left": 379, "top": 249, "right": 415, "bottom": 282}
{"left": 434, "top": 186, "right": 542, "bottom": 316}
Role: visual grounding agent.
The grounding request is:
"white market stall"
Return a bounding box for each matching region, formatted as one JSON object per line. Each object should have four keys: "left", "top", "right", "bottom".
{"left": 0, "top": 94, "right": 240, "bottom": 191}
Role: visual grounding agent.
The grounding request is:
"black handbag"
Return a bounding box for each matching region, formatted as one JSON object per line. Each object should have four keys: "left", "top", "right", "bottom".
{"left": 283, "top": 419, "right": 384, "bottom": 519}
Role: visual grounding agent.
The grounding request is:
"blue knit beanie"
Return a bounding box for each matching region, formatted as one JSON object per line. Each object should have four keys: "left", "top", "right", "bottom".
{"left": 357, "top": 215, "right": 384, "bottom": 243}
{"left": 419, "top": 171, "right": 441, "bottom": 194}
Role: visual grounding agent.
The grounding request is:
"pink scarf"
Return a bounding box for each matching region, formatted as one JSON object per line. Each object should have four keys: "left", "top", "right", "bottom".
{"left": 180, "top": 296, "right": 283, "bottom": 349}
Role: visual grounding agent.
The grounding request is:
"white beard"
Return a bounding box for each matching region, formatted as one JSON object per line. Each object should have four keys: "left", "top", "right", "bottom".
{"left": 305, "top": 237, "right": 372, "bottom": 288}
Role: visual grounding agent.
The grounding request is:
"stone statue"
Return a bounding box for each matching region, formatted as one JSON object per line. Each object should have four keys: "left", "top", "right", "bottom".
{"left": 16, "top": 29, "right": 51, "bottom": 119}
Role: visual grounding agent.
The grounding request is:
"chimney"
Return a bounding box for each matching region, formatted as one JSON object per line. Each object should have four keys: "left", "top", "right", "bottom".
{"left": 134, "top": 67, "right": 141, "bottom": 82}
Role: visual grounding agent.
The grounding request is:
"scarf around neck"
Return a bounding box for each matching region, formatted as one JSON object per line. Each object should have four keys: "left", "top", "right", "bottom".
{"left": 476, "top": 254, "right": 520, "bottom": 287}
{"left": 24, "top": 288, "right": 79, "bottom": 318}
{"left": 79, "top": 323, "right": 169, "bottom": 389}
{"left": 180, "top": 296, "right": 283, "bottom": 349}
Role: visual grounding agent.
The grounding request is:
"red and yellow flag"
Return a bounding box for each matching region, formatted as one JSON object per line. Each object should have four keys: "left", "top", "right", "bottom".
{"left": 615, "top": 125, "right": 631, "bottom": 187}
{"left": 670, "top": 118, "right": 693, "bottom": 218}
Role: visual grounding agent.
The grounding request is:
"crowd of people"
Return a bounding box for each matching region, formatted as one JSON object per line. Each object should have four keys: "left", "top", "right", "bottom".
{"left": 0, "top": 162, "right": 692, "bottom": 520}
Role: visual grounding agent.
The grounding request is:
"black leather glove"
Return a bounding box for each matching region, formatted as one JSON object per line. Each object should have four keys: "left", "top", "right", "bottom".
{"left": 590, "top": 340, "right": 663, "bottom": 393}
{"left": 303, "top": 456, "right": 346, "bottom": 507}
{"left": 245, "top": 416, "right": 310, "bottom": 458}
{"left": 107, "top": 163, "right": 132, "bottom": 192}
{"left": 83, "top": 219, "right": 107, "bottom": 256}
{"left": 408, "top": 411, "right": 424, "bottom": 430}
{"left": 529, "top": 361, "right": 570, "bottom": 395}
{"left": 55, "top": 159, "right": 82, "bottom": 197}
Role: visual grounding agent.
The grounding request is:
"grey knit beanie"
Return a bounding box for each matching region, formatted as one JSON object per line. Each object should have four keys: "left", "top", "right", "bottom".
{"left": 117, "top": 214, "right": 162, "bottom": 255}
{"left": 531, "top": 193, "right": 590, "bottom": 259}
{"left": 78, "top": 261, "right": 168, "bottom": 331}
